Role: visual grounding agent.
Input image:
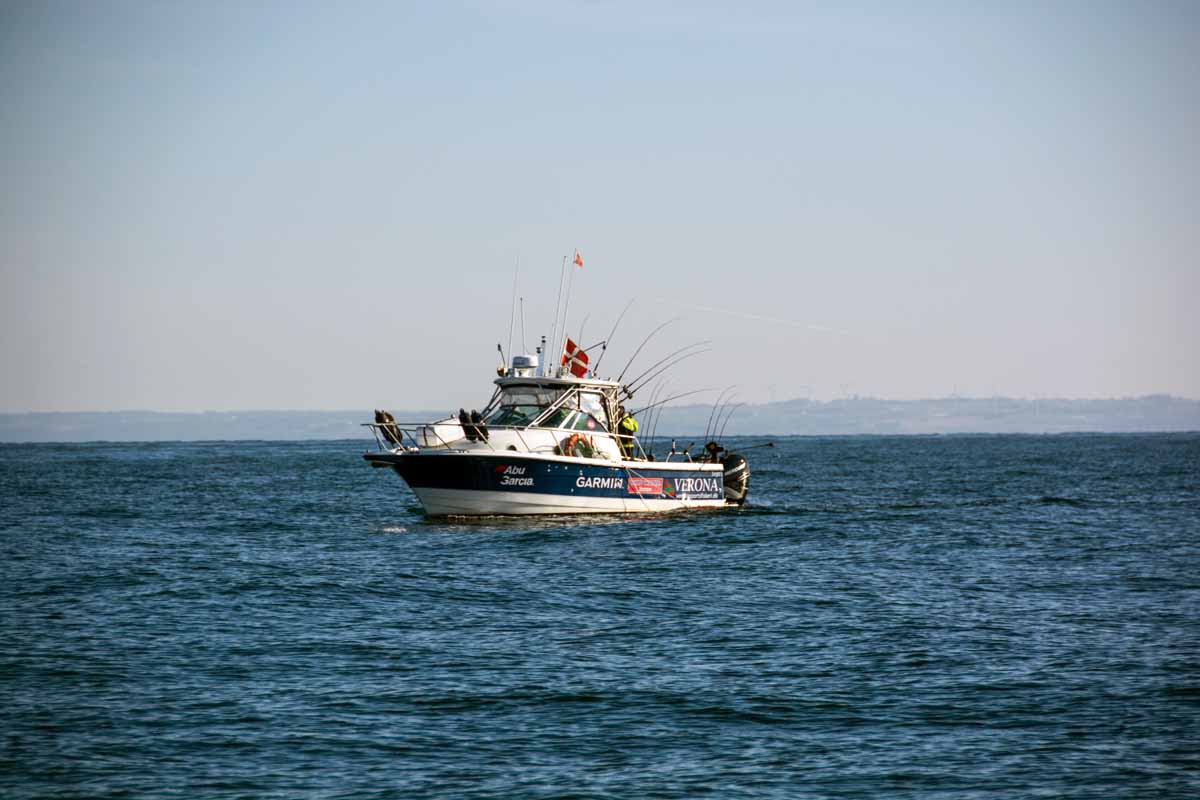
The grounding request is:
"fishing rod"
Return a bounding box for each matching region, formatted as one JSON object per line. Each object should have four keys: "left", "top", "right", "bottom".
{"left": 576, "top": 338, "right": 606, "bottom": 354}
{"left": 577, "top": 314, "right": 590, "bottom": 351}
{"left": 617, "top": 317, "right": 679, "bottom": 383}
{"left": 738, "top": 441, "right": 776, "bottom": 450}
{"left": 648, "top": 381, "right": 679, "bottom": 457}
{"left": 704, "top": 385, "right": 738, "bottom": 441}
{"left": 647, "top": 388, "right": 665, "bottom": 455}
{"left": 712, "top": 395, "right": 742, "bottom": 439}
{"left": 641, "top": 380, "right": 664, "bottom": 426}
{"left": 649, "top": 385, "right": 685, "bottom": 455}
{"left": 622, "top": 340, "right": 711, "bottom": 394}
{"left": 648, "top": 380, "right": 674, "bottom": 446}
{"left": 716, "top": 401, "right": 746, "bottom": 441}
{"left": 626, "top": 347, "right": 712, "bottom": 398}
{"left": 640, "top": 380, "right": 667, "bottom": 457}
{"left": 590, "top": 299, "right": 634, "bottom": 375}
{"left": 628, "top": 387, "right": 716, "bottom": 418}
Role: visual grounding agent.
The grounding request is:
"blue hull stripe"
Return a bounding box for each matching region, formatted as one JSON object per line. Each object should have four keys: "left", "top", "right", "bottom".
{"left": 369, "top": 453, "right": 724, "bottom": 501}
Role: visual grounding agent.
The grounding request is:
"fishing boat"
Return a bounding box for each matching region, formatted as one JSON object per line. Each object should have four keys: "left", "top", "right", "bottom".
{"left": 363, "top": 339, "right": 750, "bottom": 516}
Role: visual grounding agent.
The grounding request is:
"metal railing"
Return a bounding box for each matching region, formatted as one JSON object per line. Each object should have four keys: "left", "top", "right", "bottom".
{"left": 363, "top": 419, "right": 659, "bottom": 462}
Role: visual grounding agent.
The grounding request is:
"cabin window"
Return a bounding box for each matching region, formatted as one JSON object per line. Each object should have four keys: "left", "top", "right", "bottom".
{"left": 484, "top": 386, "right": 563, "bottom": 427}
{"left": 579, "top": 393, "right": 605, "bottom": 417}
{"left": 497, "top": 387, "right": 557, "bottom": 407}
{"left": 485, "top": 405, "right": 540, "bottom": 426}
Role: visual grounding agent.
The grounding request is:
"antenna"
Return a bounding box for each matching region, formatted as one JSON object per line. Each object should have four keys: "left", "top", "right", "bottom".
{"left": 548, "top": 255, "right": 567, "bottom": 374}
{"left": 506, "top": 252, "right": 520, "bottom": 364}
{"left": 559, "top": 248, "right": 580, "bottom": 368}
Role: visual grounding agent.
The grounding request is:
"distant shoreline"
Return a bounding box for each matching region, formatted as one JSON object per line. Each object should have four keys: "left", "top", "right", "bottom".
{"left": 3, "top": 432, "right": 1197, "bottom": 448}
{"left": 3, "top": 396, "right": 1198, "bottom": 442}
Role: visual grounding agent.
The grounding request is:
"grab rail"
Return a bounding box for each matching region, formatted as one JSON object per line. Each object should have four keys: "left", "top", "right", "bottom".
{"left": 363, "top": 421, "right": 652, "bottom": 461}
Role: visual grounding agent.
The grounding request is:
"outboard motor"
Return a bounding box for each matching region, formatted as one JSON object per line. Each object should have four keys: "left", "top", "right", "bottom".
{"left": 721, "top": 453, "right": 750, "bottom": 505}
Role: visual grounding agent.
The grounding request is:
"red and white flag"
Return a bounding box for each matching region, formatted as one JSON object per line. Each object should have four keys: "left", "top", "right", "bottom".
{"left": 573, "top": 250, "right": 584, "bottom": 268}
{"left": 561, "top": 337, "right": 589, "bottom": 378}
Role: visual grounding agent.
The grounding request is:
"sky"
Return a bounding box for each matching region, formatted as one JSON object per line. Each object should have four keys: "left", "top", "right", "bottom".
{"left": 2, "top": 1, "right": 1197, "bottom": 412}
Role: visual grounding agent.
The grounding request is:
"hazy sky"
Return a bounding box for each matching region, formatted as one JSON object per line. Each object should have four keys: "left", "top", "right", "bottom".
{"left": 2, "top": 1, "right": 1197, "bottom": 412}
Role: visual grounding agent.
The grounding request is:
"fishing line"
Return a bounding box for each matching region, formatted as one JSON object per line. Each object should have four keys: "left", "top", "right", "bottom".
{"left": 653, "top": 299, "right": 842, "bottom": 334}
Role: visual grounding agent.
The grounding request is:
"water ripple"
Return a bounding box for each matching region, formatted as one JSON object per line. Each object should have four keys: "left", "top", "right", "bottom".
{"left": 1, "top": 434, "right": 1198, "bottom": 798}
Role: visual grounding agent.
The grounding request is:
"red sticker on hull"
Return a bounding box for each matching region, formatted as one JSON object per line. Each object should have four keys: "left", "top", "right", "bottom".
{"left": 628, "top": 476, "right": 663, "bottom": 495}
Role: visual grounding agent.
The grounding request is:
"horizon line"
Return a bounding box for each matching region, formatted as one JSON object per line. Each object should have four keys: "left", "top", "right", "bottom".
{"left": 2, "top": 393, "right": 1197, "bottom": 416}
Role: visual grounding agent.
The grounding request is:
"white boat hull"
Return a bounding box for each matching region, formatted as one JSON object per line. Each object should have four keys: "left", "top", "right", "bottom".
{"left": 412, "top": 487, "right": 728, "bottom": 516}
{"left": 365, "top": 450, "right": 731, "bottom": 517}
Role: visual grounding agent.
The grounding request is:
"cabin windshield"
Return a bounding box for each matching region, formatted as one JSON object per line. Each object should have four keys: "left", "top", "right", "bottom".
{"left": 484, "top": 386, "right": 563, "bottom": 427}
{"left": 579, "top": 392, "right": 606, "bottom": 419}
{"left": 537, "top": 407, "right": 575, "bottom": 429}
{"left": 530, "top": 391, "right": 611, "bottom": 431}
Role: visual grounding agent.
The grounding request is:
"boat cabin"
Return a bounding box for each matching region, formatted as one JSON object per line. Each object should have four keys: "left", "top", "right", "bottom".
{"left": 485, "top": 376, "right": 620, "bottom": 434}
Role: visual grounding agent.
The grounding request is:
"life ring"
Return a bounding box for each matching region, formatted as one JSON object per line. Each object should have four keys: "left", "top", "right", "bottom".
{"left": 562, "top": 433, "right": 594, "bottom": 458}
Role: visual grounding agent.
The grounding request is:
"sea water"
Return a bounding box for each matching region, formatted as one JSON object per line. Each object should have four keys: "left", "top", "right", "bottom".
{"left": 1, "top": 434, "right": 1197, "bottom": 798}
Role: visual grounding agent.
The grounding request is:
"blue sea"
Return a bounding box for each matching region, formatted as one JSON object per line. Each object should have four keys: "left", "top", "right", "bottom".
{"left": 2, "top": 434, "right": 1198, "bottom": 799}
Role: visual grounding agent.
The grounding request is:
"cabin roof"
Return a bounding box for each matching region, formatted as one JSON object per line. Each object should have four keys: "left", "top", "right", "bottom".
{"left": 494, "top": 375, "right": 622, "bottom": 392}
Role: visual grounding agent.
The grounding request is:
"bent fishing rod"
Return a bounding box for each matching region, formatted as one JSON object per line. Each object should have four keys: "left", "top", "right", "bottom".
{"left": 617, "top": 317, "right": 679, "bottom": 383}
{"left": 628, "top": 386, "right": 717, "bottom": 418}
{"left": 589, "top": 299, "right": 634, "bottom": 375}
{"left": 622, "top": 340, "right": 711, "bottom": 393}
{"left": 625, "top": 346, "right": 713, "bottom": 398}
{"left": 704, "top": 385, "right": 738, "bottom": 441}
{"left": 716, "top": 401, "right": 746, "bottom": 441}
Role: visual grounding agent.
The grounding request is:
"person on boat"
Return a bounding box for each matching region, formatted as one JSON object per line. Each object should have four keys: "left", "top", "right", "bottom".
{"left": 617, "top": 405, "right": 639, "bottom": 459}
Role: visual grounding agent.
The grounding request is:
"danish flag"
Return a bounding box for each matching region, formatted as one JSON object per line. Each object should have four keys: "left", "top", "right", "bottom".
{"left": 561, "top": 338, "right": 589, "bottom": 378}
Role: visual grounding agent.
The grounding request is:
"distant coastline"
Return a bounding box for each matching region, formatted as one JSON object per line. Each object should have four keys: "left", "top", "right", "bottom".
{"left": 2, "top": 396, "right": 1198, "bottom": 443}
